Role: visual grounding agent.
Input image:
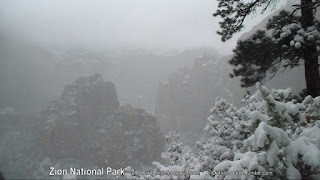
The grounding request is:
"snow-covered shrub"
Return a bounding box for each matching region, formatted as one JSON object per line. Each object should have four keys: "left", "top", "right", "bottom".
{"left": 161, "top": 132, "right": 192, "bottom": 166}
{"left": 122, "top": 83, "right": 320, "bottom": 179}
{"left": 123, "top": 132, "right": 204, "bottom": 179}
{"left": 211, "top": 83, "right": 320, "bottom": 179}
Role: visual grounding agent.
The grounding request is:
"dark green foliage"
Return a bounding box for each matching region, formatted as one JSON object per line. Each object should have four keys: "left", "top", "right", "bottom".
{"left": 214, "top": 0, "right": 320, "bottom": 96}
{"left": 213, "top": 0, "right": 279, "bottom": 42}
{"left": 230, "top": 30, "right": 281, "bottom": 87}
{"left": 266, "top": 10, "right": 298, "bottom": 30}
{"left": 229, "top": 11, "right": 303, "bottom": 87}
{"left": 267, "top": 10, "right": 305, "bottom": 68}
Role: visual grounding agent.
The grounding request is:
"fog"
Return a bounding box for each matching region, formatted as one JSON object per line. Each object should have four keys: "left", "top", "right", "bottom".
{"left": 0, "top": 0, "right": 287, "bottom": 113}
{"left": 1, "top": 0, "right": 283, "bottom": 53}
{"left": 1, "top": 0, "right": 301, "bottom": 179}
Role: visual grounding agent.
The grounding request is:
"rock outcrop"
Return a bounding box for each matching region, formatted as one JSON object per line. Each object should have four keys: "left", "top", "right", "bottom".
{"left": 37, "top": 73, "right": 164, "bottom": 168}
{"left": 80, "top": 104, "right": 164, "bottom": 168}
{"left": 37, "top": 74, "right": 120, "bottom": 158}
{"left": 155, "top": 54, "right": 245, "bottom": 134}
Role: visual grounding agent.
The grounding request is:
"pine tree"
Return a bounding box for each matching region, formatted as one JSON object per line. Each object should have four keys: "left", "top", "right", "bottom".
{"left": 214, "top": 0, "right": 320, "bottom": 97}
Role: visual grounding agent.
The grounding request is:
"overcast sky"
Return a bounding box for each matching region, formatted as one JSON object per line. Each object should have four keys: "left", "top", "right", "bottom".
{"left": 1, "top": 0, "right": 286, "bottom": 54}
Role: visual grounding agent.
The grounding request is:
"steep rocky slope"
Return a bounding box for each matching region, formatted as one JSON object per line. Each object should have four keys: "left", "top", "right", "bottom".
{"left": 155, "top": 53, "right": 245, "bottom": 134}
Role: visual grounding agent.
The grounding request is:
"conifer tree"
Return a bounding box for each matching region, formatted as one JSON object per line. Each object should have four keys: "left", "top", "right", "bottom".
{"left": 214, "top": 0, "right": 320, "bottom": 97}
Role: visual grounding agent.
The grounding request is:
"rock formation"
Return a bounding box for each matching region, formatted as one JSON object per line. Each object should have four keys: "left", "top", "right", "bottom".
{"left": 36, "top": 73, "right": 164, "bottom": 168}
{"left": 155, "top": 54, "right": 245, "bottom": 134}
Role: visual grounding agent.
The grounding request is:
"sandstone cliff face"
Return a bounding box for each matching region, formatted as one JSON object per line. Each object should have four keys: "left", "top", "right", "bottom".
{"left": 81, "top": 104, "right": 164, "bottom": 168}
{"left": 36, "top": 74, "right": 164, "bottom": 168}
{"left": 155, "top": 54, "right": 245, "bottom": 133}
{"left": 37, "top": 74, "right": 120, "bottom": 158}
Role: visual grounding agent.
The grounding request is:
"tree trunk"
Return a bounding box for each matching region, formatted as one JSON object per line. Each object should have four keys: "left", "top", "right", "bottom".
{"left": 301, "top": 0, "right": 320, "bottom": 97}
